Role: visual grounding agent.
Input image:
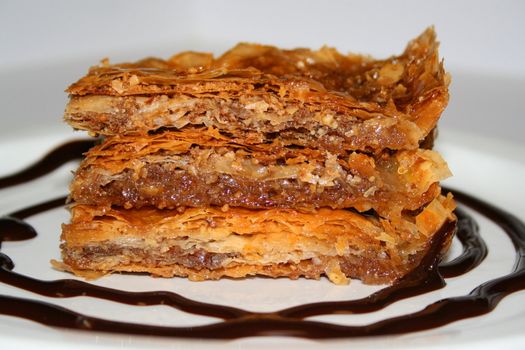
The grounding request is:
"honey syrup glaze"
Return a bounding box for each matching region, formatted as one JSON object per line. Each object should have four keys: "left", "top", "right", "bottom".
{"left": 0, "top": 140, "right": 524, "bottom": 339}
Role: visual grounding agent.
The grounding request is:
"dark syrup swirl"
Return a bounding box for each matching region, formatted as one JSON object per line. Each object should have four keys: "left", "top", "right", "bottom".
{"left": 0, "top": 140, "right": 523, "bottom": 338}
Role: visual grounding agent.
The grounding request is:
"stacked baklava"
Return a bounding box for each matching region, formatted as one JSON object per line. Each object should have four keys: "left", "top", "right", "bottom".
{"left": 59, "top": 28, "right": 456, "bottom": 285}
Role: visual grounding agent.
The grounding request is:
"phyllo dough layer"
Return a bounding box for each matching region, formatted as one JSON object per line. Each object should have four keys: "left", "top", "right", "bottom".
{"left": 60, "top": 195, "right": 456, "bottom": 285}
{"left": 70, "top": 127, "right": 451, "bottom": 218}
{"left": 64, "top": 28, "right": 448, "bottom": 154}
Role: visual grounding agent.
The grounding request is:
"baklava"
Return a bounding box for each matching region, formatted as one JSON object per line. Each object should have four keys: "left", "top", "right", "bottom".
{"left": 59, "top": 27, "right": 456, "bottom": 284}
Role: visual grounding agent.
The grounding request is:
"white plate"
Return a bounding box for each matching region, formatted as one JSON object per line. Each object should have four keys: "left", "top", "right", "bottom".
{"left": 0, "top": 129, "right": 524, "bottom": 350}
{"left": 1, "top": 2, "right": 524, "bottom": 348}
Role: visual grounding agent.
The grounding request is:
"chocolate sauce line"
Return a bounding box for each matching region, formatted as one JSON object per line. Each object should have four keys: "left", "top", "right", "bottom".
{"left": 0, "top": 268, "right": 248, "bottom": 321}
{"left": 276, "top": 220, "right": 454, "bottom": 319}
{"left": 277, "top": 208, "right": 485, "bottom": 318}
{"left": 0, "top": 140, "right": 95, "bottom": 190}
{"left": 451, "top": 189, "right": 525, "bottom": 263}
{"left": 0, "top": 140, "right": 524, "bottom": 339}
{"left": 438, "top": 206, "right": 487, "bottom": 278}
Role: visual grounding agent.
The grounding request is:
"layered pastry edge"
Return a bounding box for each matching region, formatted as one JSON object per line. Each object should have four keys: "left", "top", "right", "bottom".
{"left": 70, "top": 127, "right": 451, "bottom": 218}
{"left": 64, "top": 28, "right": 449, "bottom": 153}
{"left": 58, "top": 194, "right": 456, "bottom": 285}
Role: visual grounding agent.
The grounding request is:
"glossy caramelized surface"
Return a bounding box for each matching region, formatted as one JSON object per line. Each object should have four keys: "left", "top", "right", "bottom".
{"left": 67, "top": 28, "right": 446, "bottom": 108}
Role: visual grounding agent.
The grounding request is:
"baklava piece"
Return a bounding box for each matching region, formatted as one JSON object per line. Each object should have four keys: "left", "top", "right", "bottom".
{"left": 59, "top": 27, "right": 455, "bottom": 285}
{"left": 65, "top": 28, "right": 448, "bottom": 154}
{"left": 61, "top": 195, "right": 456, "bottom": 284}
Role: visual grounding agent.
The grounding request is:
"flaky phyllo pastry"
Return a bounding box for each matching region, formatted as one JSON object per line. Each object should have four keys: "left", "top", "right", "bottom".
{"left": 59, "top": 28, "right": 456, "bottom": 285}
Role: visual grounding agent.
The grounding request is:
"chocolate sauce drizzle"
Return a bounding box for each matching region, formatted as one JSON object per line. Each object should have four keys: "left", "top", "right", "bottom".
{"left": 0, "top": 140, "right": 524, "bottom": 339}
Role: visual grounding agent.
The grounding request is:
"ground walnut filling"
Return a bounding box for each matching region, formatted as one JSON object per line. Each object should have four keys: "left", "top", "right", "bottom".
{"left": 65, "top": 94, "right": 424, "bottom": 153}
{"left": 62, "top": 244, "right": 236, "bottom": 271}
{"left": 72, "top": 164, "right": 441, "bottom": 217}
{"left": 61, "top": 241, "right": 417, "bottom": 284}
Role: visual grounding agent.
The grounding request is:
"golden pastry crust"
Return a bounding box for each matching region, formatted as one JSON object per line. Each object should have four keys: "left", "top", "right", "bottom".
{"left": 69, "top": 127, "right": 451, "bottom": 218}
{"left": 59, "top": 28, "right": 455, "bottom": 286}
{"left": 60, "top": 194, "right": 456, "bottom": 285}
{"left": 64, "top": 28, "right": 448, "bottom": 153}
